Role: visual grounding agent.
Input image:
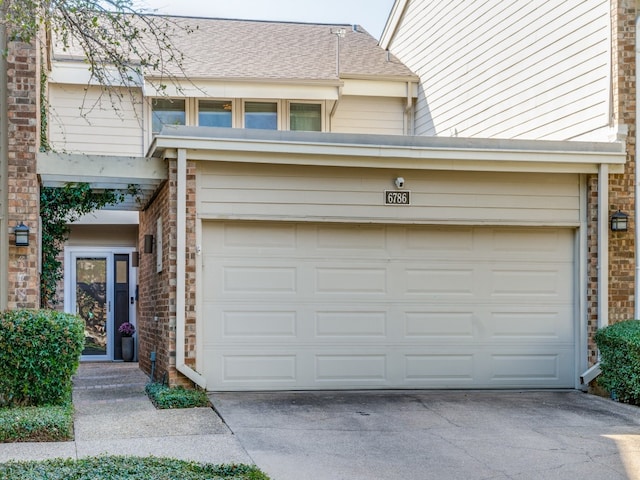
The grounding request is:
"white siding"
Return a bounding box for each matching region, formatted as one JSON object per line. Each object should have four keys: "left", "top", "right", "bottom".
{"left": 197, "top": 162, "right": 580, "bottom": 225}
{"left": 387, "top": 0, "right": 610, "bottom": 141}
{"left": 331, "top": 96, "right": 406, "bottom": 134}
{"left": 48, "top": 84, "right": 144, "bottom": 156}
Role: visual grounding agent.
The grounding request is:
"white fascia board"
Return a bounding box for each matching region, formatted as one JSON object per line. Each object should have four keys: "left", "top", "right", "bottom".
{"left": 379, "top": 0, "right": 409, "bottom": 49}
{"left": 151, "top": 135, "right": 626, "bottom": 174}
{"left": 50, "top": 60, "right": 143, "bottom": 88}
{"left": 143, "top": 78, "right": 341, "bottom": 100}
{"left": 341, "top": 78, "right": 417, "bottom": 97}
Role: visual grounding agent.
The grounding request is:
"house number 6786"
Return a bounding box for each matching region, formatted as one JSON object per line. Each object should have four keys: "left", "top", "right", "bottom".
{"left": 384, "top": 191, "right": 410, "bottom": 205}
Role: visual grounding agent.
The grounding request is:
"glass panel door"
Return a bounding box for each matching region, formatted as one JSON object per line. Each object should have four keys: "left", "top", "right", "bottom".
{"left": 75, "top": 257, "right": 110, "bottom": 358}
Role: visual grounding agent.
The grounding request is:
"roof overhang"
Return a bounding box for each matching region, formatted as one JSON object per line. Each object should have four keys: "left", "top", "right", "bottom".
{"left": 379, "top": 0, "right": 409, "bottom": 49}
{"left": 37, "top": 152, "right": 167, "bottom": 210}
{"left": 149, "top": 126, "right": 626, "bottom": 175}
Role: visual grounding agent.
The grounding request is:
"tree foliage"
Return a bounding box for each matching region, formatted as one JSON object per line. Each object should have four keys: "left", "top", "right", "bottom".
{"left": 40, "top": 183, "right": 136, "bottom": 307}
{"left": 1, "top": 0, "right": 193, "bottom": 99}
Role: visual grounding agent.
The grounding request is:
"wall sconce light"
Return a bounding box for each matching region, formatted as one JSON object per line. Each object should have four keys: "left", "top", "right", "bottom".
{"left": 143, "top": 234, "right": 154, "bottom": 254}
{"left": 610, "top": 210, "right": 629, "bottom": 232}
{"left": 13, "top": 222, "right": 29, "bottom": 247}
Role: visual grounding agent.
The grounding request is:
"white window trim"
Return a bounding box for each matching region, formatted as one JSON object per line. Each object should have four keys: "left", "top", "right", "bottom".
{"left": 286, "top": 100, "right": 325, "bottom": 132}
{"left": 242, "top": 99, "right": 281, "bottom": 130}
{"left": 196, "top": 98, "right": 235, "bottom": 128}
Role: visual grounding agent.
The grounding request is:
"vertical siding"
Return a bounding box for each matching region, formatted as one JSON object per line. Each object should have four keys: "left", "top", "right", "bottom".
{"left": 388, "top": 0, "right": 610, "bottom": 141}
{"left": 331, "top": 96, "right": 406, "bottom": 134}
{"left": 49, "top": 84, "right": 144, "bottom": 156}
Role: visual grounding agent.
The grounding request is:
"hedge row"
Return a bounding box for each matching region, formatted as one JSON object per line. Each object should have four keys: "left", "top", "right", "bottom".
{"left": 0, "top": 310, "right": 84, "bottom": 407}
{"left": 595, "top": 319, "right": 640, "bottom": 404}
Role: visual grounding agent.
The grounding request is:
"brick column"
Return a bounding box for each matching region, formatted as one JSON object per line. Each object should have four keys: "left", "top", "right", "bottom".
{"left": 608, "top": 0, "right": 636, "bottom": 322}
{"left": 6, "top": 39, "right": 40, "bottom": 309}
{"left": 138, "top": 160, "right": 197, "bottom": 387}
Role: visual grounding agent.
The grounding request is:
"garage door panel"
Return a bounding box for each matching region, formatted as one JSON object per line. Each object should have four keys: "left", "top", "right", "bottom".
{"left": 489, "top": 267, "right": 570, "bottom": 298}
{"left": 315, "top": 310, "right": 388, "bottom": 337}
{"left": 201, "top": 222, "right": 576, "bottom": 390}
{"left": 221, "top": 353, "right": 298, "bottom": 384}
{"left": 402, "top": 227, "right": 474, "bottom": 254}
{"left": 404, "top": 353, "right": 476, "bottom": 383}
{"left": 404, "top": 268, "right": 475, "bottom": 296}
{"left": 223, "top": 265, "right": 298, "bottom": 294}
{"left": 488, "top": 228, "right": 573, "bottom": 258}
{"left": 487, "top": 349, "right": 575, "bottom": 386}
{"left": 315, "top": 267, "right": 388, "bottom": 294}
{"left": 488, "top": 308, "right": 574, "bottom": 341}
{"left": 315, "top": 224, "right": 388, "bottom": 252}
{"left": 404, "top": 311, "right": 475, "bottom": 338}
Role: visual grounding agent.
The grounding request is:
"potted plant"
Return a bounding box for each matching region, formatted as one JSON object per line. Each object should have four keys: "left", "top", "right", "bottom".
{"left": 118, "top": 322, "right": 136, "bottom": 362}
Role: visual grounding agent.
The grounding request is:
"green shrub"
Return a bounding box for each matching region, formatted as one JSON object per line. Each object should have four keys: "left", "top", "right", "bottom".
{"left": 595, "top": 319, "right": 640, "bottom": 404}
{"left": 145, "top": 383, "right": 210, "bottom": 409}
{"left": 0, "top": 404, "right": 73, "bottom": 442}
{"left": 0, "top": 309, "right": 85, "bottom": 407}
{"left": 0, "top": 456, "right": 270, "bottom": 479}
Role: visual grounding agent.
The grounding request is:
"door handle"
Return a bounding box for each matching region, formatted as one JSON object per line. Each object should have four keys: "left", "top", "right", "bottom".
{"left": 131, "top": 296, "right": 135, "bottom": 305}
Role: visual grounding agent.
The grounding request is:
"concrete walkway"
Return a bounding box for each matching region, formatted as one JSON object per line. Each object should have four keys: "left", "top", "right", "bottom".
{"left": 0, "top": 363, "right": 251, "bottom": 465}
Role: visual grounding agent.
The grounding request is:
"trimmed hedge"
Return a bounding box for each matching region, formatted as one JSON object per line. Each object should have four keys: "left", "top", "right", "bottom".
{"left": 0, "top": 309, "right": 85, "bottom": 407}
{"left": 0, "top": 404, "right": 73, "bottom": 442}
{"left": 0, "top": 456, "right": 270, "bottom": 479}
{"left": 595, "top": 319, "right": 640, "bottom": 404}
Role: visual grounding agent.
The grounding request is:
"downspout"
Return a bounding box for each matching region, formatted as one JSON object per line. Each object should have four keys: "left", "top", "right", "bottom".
{"left": 329, "top": 84, "right": 343, "bottom": 129}
{"left": 635, "top": 14, "right": 640, "bottom": 320}
{"left": 598, "top": 163, "right": 609, "bottom": 331}
{"left": 581, "top": 163, "right": 609, "bottom": 386}
{"left": 405, "top": 81, "right": 414, "bottom": 136}
{"left": 176, "top": 148, "right": 206, "bottom": 388}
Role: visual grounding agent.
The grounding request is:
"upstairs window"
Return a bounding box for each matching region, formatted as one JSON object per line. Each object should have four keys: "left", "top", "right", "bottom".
{"left": 245, "top": 101, "right": 278, "bottom": 130}
{"left": 152, "top": 98, "right": 185, "bottom": 134}
{"left": 199, "top": 100, "right": 233, "bottom": 128}
{"left": 290, "top": 103, "right": 321, "bottom": 132}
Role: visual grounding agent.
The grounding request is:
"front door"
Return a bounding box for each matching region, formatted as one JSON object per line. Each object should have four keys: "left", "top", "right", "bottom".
{"left": 67, "top": 248, "right": 136, "bottom": 361}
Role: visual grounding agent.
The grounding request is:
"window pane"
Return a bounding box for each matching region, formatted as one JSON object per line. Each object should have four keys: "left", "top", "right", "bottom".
{"left": 245, "top": 102, "right": 277, "bottom": 130}
{"left": 290, "top": 103, "right": 321, "bottom": 131}
{"left": 152, "top": 98, "right": 185, "bottom": 134}
{"left": 199, "top": 100, "right": 232, "bottom": 127}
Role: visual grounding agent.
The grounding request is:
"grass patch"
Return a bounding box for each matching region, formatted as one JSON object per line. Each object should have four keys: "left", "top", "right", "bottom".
{"left": 0, "top": 455, "right": 270, "bottom": 479}
{"left": 0, "top": 403, "right": 73, "bottom": 443}
{"left": 145, "top": 383, "right": 210, "bottom": 409}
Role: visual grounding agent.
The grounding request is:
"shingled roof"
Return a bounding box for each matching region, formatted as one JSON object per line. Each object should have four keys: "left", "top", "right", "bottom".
{"left": 53, "top": 15, "right": 416, "bottom": 82}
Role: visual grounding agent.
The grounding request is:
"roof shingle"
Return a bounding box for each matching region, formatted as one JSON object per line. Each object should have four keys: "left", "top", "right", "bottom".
{"left": 54, "top": 15, "right": 416, "bottom": 82}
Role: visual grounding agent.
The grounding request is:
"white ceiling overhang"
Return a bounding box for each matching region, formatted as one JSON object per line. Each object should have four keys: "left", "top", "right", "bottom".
{"left": 37, "top": 152, "right": 167, "bottom": 210}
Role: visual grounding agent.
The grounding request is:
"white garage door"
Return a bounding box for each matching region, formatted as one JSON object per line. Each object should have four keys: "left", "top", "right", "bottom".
{"left": 201, "top": 222, "right": 575, "bottom": 390}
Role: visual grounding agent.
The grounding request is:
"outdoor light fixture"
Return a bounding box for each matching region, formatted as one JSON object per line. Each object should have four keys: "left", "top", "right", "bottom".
{"left": 143, "top": 234, "right": 154, "bottom": 254}
{"left": 610, "top": 210, "right": 629, "bottom": 232}
{"left": 13, "top": 222, "right": 29, "bottom": 247}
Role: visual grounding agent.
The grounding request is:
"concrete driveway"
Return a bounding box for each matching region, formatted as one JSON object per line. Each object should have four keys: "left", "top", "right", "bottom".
{"left": 210, "top": 390, "right": 640, "bottom": 480}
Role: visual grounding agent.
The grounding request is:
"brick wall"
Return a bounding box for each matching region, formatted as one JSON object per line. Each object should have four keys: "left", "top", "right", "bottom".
{"left": 609, "top": 0, "right": 636, "bottom": 323}
{"left": 587, "top": 0, "right": 637, "bottom": 366}
{"left": 138, "top": 159, "right": 197, "bottom": 387}
{"left": 6, "top": 39, "right": 40, "bottom": 309}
